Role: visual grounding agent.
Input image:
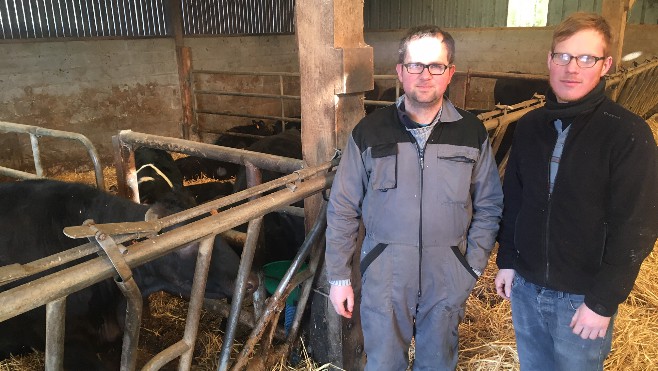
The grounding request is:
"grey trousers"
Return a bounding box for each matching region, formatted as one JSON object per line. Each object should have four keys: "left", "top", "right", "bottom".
{"left": 360, "top": 240, "right": 477, "bottom": 371}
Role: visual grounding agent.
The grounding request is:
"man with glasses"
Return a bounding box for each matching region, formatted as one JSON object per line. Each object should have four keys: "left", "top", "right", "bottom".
{"left": 325, "top": 25, "right": 503, "bottom": 370}
{"left": 495, "top": 12, "right": 657, "bottom": 371}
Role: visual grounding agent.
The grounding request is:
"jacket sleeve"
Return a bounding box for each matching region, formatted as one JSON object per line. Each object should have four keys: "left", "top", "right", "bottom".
{"left": 585, "top": 119, "right": 658, "bottom": 317}
{"left": 325, "top": 133, "right": 368, "bottom": 282}
{"left": 465, "top": 135, "right": 504, "bottom": 273}
{"left": 496, "top": 126, "right": 523, "bottom": 270}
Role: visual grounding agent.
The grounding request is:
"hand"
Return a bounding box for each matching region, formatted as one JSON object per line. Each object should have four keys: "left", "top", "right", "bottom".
{"left": 329, "top": 285, "right": 354, "bottom": 318}
{"left": 570, "top": 303, "right": 611, "bottom": 340}
{"left": 494, "top": 269, "right": 515, "bottom": 300}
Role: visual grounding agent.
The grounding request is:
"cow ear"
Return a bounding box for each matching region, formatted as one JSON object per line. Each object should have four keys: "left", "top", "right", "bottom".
{"left": 144, "top": 203, "right": 167, "bottom": 221}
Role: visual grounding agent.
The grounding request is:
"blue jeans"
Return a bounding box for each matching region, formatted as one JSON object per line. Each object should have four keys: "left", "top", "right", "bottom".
{"left": 511, "top": 274, "right": 614, "bottom": 371}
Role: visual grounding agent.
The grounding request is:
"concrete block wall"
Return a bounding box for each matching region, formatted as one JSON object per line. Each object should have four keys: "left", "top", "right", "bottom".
{"left": 0, "top": 38, "right": 181, "bottom": 172}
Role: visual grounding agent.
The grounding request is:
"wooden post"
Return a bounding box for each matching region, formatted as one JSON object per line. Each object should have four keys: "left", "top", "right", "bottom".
{"left": 602, "top": 0, "right": 636, "bottom": 73}
{"left": 168, "top": 0, "right": 196, "bottom": 140}
{"left": 296, "top": 0, "right": 373, "bottom": 369}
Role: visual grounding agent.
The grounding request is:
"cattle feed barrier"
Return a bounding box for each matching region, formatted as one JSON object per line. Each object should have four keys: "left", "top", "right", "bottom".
{"left": 0, "top": 161, "right": 334, "bottom": 370}
{"left": 0, "top": 121, "right": 105, "bottom": 189}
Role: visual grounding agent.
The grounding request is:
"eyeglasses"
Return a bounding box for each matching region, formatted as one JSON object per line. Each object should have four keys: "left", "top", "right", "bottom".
{"left": 551, "top": 53, "right": 605, "bottom": 68}
{"left": 402, "top": 62, "right": 451, "bottom": 75}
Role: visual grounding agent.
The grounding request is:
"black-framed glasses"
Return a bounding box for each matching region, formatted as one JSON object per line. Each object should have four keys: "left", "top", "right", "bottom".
{"left": 402, "top": 62, "right": 451, "bottom": 75}
{"left": 551, "top": 53, "right": 605, "bottom": 68}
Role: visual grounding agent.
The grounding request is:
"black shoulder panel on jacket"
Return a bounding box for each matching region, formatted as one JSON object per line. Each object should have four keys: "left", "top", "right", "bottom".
{"left": 351, "top": 105, "right": 412, "bottom": 153}
{"left": 428, "top": 107, "right": 489, "bottom": 150}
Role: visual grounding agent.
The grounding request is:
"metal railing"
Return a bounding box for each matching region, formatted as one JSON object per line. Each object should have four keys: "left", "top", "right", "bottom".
{"left": 0, "top": 121, "right": 105, "bottom": 189}
{"left": 0, "top": 142, "right": 335, "bottom": 370}
{"left": 111, "top": 130, "right": 336, "bottom": 370}
{"left": 191, "top": 70, "right": 301, "bottom": 138}
{"left": 606, "top": 57, "right": 658, "bottom": 118}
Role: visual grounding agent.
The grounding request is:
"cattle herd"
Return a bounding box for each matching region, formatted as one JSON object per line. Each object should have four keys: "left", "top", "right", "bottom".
{"left": 0, "top": 121, "right": 304, "bottom": 369}
{"left": 0, "top": 78, "right": 544, "bottom": 368}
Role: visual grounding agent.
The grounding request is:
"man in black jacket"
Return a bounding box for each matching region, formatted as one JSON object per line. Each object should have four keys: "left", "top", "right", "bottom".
{"left": 495, "top": 12, "right": 658, "bottom": 371}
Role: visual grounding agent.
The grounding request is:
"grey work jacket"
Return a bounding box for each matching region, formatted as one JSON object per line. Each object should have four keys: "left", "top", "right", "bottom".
{"left": 326, "top": 98, "right": 503, "bottom": 283}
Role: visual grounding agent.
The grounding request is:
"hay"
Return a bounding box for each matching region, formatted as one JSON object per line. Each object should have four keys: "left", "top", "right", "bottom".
{"left": 455, "top": 245, "right": 658, "bottom": 371}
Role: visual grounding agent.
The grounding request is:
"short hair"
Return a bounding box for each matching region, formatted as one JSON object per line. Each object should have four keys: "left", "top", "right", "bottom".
{"left": 398, "top": 25, "right": 455, "bottom": 64}
{"left": 552, "top": 12, "right": 612, "bottom": 56}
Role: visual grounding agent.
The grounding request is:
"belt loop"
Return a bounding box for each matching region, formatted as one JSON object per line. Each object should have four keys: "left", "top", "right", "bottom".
{"left": 557, "top": 291, "right": 564, "bottom": 299}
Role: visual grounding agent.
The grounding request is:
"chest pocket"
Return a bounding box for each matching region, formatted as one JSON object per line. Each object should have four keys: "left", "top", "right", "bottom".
{"left": 370, "top": 143, "right": 398, "bottom": 191}
{"left": 436, "top": 146, "right": 479, "bottom": 202}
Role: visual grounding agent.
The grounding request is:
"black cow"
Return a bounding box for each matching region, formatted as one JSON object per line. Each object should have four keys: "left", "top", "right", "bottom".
{"left": 0, "top": 179, "right": 251, "bottom": 369}
{"left": 175, "top": 120, "right": 278, "bottom": 182}
{"left": 364, "top": 82, "right": 382, "bottom": 115}
{"left": 492, "top": 76, "right": 550, "bottom": 164}
{"left": 134, "top": 147, "right": 190, "bottom": 205}
{"left": 493, "top": 75, "right": 549, "bottom": 106}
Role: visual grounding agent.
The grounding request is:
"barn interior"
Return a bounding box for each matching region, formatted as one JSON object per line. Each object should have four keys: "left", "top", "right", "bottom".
{"left": 1, "top": 0, "right": 657, "bottom": 370}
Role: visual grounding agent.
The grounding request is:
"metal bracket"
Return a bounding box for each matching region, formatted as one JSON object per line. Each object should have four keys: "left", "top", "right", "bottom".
{"left": 84, "top": 220, "right": 133, "bottom": 282}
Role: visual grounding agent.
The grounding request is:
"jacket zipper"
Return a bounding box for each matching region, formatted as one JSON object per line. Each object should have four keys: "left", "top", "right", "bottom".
{"left": 417, "top": 145, "right": 424, "bottom": 299}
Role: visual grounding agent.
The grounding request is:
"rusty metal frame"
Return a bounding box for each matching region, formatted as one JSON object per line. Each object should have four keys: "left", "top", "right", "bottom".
{"left": 191, "top": 70, "right": 302, "bottom": 137}
{"left": 0, "top": 121, "right": 105, "bottom": 189}
{"left": 0, "top": 161, "right": 334, "bottom": 371}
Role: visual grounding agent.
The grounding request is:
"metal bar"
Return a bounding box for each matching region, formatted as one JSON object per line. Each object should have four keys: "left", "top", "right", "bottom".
{"left": 276, "top": 205, "right": 305, "bottom": 218}
{"left": 0, "top": 121, "right": 105, "bottom": 189}
{"left": 219, "top": 229, "right": 247, "bottom": 247}
{"left": 115, "top": 276, "right": 143, "bottom": 371}
{"left": 29, "top": 133, "right": 44, "bottom": 177}
{"left": 0, "top": 166, "right": 41, "bottom": 179}
{"left": 279, "top": 74, "right": 286, "bottom": 130}
{"left": 192, "top": 70, "right": 300, "bottom": 78}
{"left": 246, "top": 162, "right": 266, "bottom": 322}
{"left": 116, "top": 130, "right": 304, "bottom": 175}
{"left": 194, "top": 89, "right": 300, "bottom": 101}
{"left": 142, "top": 341, "right": 190, "bottom": 371}
{"left": 45, "top": 297, "right": 66, "bottom": 371}
{"left": 251, "top": 270, "right": 267, "bottom": 322}
{"left": 480, "top": 99, "right": 546, "bottom": 131}
{"left": 0, "top": 243, "right": 99, "bottom": 286}
{"left": 217, "top": 217, "right": 263, "bottom": 371}
{"left": 91, "top": 227, "right": 143, "bottom": 371}
{"left": 218, "top": 162, "right": 263, "bottom": 371}
{"left": 178, "top": 235, "right": 216, "bottom": 370}
{"left": 195, "top": 111, "right": 302, "bottom": 124}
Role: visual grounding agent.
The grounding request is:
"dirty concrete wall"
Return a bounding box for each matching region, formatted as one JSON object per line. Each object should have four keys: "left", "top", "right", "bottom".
{"left": 0, "top": 38, "right": 181, "bottom": 174}
{"left": 186, "top": 35, "right": 300, "bottom": 136}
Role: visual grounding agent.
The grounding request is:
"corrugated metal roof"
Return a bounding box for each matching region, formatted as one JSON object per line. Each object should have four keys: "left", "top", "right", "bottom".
{"left": 364, "top": 0, "right": 509, "bottom": 30}
{"left": 365, "top": 0, "right": 656, "bottom": 30}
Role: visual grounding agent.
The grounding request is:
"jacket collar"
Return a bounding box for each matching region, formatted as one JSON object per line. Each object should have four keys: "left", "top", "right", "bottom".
{"left": 395, "top": 95, "right": 463, "bottom": 129}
